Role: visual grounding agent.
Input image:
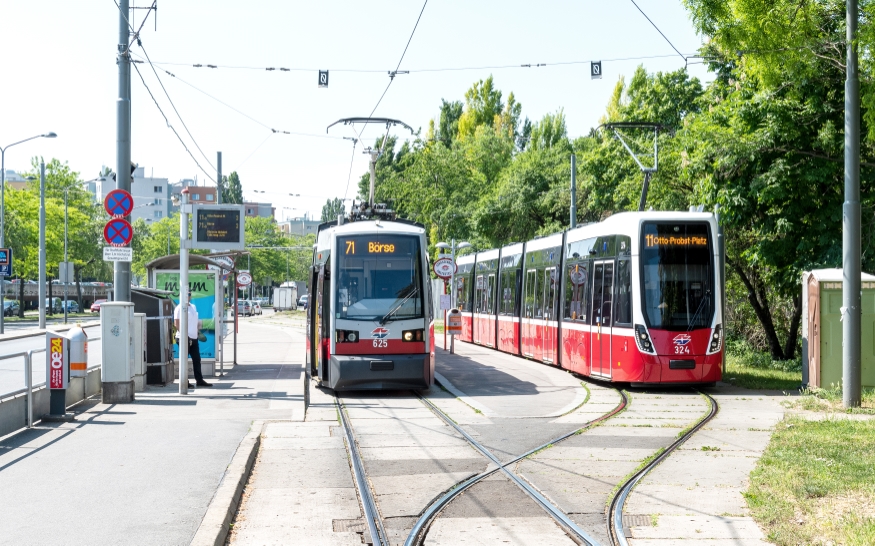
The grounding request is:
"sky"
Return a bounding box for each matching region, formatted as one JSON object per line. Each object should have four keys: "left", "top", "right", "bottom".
{"left": 0, "top": 1, "right": 710, "bottom": 221}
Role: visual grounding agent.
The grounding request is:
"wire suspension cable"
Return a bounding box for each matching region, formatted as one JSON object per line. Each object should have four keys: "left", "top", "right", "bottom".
{"left": 138, "top": 43, "right": 216, "bottom": 172}
{"left": 361, "top": 0, "right": 428, "bottom": 139}
{"left": 132, "top": 62, "right": 216, "bottom": 183}
{"left": 628, "top": 0, "right": 685, "bottom": 60}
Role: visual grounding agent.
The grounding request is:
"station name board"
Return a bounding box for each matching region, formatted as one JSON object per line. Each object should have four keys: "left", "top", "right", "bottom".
{"left": 645, "top": 234, "right": 708, "bottom": 248}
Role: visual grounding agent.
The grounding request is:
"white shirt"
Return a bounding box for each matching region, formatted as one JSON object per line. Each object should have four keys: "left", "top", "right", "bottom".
{"left": 174, "top": 302, "right": 199, "bottom": 340}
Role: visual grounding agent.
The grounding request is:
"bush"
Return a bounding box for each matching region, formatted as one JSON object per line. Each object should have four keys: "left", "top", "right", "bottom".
{"left": 726, "top": 336, "right": 802, "bottom": 373}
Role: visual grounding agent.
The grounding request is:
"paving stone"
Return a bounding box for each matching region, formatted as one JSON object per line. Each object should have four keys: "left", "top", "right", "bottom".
{"left": 425, "top": 516, "right": 576, "bottom": 545}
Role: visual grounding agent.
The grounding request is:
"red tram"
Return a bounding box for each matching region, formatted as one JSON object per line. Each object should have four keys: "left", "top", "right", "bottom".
{"left": 306, "top": 219, "right": 435, "bottom": 390}
{"left": 454, "top": 211, "right": 723, "bottom": 385}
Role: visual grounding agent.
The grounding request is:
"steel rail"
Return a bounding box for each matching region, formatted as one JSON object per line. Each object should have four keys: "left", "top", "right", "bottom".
{"left": 411, "top": 389, "right": 628, "bottom": 546}
{"left": 335, "top": 396, "right": 390, "bottom": 546}
{"left": 607, "top": 390, "right": 719, "bottom": 545}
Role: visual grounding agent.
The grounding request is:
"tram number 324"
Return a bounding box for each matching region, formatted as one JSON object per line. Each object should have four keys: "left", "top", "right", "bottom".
{"left": 674, "top": 345, "right": 690, "bottom": 355}
{"left": 373, "top": 339, "right": 388, "bottom": 348}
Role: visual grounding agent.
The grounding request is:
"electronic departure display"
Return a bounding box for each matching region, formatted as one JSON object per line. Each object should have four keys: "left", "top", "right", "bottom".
{"left": 191, "top": 205, "right": 246, "bottom": 250}
{"left": 644, "top": 234, "right": 708, "bottom": 247}
{"left": 340, "top": 235, "right": 416, "bottom": 256}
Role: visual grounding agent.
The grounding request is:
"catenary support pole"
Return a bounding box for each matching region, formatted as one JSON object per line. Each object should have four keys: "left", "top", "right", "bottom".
{"left": 64, "top": 191, "right": 68, "bottom": 323}
{"left": 38, "top": 162, "right": 46, "bottom": 329}
{"left": 216, "top": 151, "right": 222, "bottom": 205}
{"left": 843, "top": 0, "right": 862, "bottom": 408}
{"left": 179, "top": 189, "right": 190, "bottom": 394}
{"left": 115, "top": 0, "right": 132, "bottom": 304}
{"left": 570, "top": 154, "right": 577, "bottom": 229}
{"left": 368, "top": 150, "right": 378, "bottom": 210}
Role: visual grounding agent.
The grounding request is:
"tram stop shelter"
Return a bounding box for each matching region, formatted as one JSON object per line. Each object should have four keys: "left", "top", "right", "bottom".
{"left": 145, "top": 253, "right": 241, "bottom": 377}
{"left": 802, "top": 269, "right": 875, "bottom": 389}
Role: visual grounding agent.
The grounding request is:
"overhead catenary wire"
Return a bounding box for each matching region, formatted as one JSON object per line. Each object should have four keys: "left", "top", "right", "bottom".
{"left": 132, "top": 61, "right": 217, "bottom": 184}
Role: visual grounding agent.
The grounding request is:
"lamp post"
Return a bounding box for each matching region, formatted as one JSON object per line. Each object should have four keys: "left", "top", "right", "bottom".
{"left": 435, "top": 239, "right": 471, "bottom": 353}
{"left": 0, "top": 132, "right": 56, "bottom": 333}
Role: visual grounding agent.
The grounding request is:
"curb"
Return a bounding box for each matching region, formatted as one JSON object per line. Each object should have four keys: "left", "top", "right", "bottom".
{"left": 190, "top": 419, "right": 264, "bottom": 546}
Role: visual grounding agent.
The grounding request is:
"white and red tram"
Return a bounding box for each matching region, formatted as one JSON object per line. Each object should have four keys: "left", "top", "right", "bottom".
{"left": 306, "top": 219, "right": 435, "bottom": 390}
{"left": 454, "top": 211, "right": 723, "bottom": 385}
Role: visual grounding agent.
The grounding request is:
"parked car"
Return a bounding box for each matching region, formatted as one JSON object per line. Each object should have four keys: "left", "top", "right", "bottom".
{"left": 250, "top": 300, "right": 262, "bottom": 315}
{"left": 62, "top": 300, "right": 79, "bottom": 313}
{"left": 298, "top": 294, "right": 309, "bottom": 309}
{"left": 3, "top": 301, "right": 20, "bottom": 317}
{"left": 236, "top": 300, "right": 251, "bottom": 317}
{"left": 91, "top": 299, "right": 107, "bottom": 313}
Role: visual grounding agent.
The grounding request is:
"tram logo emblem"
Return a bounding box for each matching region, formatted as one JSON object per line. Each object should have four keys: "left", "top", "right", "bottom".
{"left": 673, "top": 334, "right": 692, "bottom": 347}
{"left": 371, "top": 327, "right": 389, "bottom": 339}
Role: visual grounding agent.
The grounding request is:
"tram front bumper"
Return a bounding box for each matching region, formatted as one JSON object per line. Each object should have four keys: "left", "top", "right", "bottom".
{"left": 327, "top": 354, "right": 432, "bottom": 391}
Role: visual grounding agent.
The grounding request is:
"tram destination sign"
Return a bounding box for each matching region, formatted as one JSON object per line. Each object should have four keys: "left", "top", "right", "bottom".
{"left": 192, "top": 205, "right": 245, "bottom": 251}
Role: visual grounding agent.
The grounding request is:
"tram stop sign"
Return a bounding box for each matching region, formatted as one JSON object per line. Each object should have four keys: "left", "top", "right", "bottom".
{"left": 433, "top": 257, "right": 456, "bottom": 279}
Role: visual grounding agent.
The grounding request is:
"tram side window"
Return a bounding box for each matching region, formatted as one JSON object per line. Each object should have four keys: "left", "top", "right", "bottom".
{"left": 616, "top": 259, "right": 632, "bottom": 325}
{"left": 487, "top": 274, "right": 496, "bottom": 314}
{"left": 475, "top": 275, "right": 484, "bottom": 313}
{"left": 500, "top": 269, "right": 517, "bottom": 315}
{"left": 524, "top": 270, "right": 536, "bottom": 318}
{"left": 564, "top": 262, "right": 589, "bottom": 322}
{"left": 533, "top": 270, "right": 543, "bottom": 318}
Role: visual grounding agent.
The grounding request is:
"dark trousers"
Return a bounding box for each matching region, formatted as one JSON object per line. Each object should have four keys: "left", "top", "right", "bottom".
{"left": 186, "top": 338, "right": 204, "bottom": 383}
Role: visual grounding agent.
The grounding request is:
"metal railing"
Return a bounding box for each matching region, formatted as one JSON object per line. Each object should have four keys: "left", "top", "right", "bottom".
{"left": 0, "top": 331, "right": 102, "bottom": 428}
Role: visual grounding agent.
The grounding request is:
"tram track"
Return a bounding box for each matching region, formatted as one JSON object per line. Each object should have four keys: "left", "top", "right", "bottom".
{"left": 405, "top": 386, "right": 629, "bottom": 546}
{"left": 334, "top": 381, "right": 717, "bottom": 546}
{"left": 606, "top": 389, "right": 719, "bottom": 546}
{"left": 336, "top": 396, "right": 390, "bottom": 546}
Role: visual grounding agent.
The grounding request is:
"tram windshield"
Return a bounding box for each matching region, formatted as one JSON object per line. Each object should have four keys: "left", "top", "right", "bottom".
{"left": 336, "top": 234, "right": 423, "bottom": 322}
{"left": 641, "top": 222, "right": 714, "bottom": 330}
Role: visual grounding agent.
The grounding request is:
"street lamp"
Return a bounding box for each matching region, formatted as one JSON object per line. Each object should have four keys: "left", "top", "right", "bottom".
{"left": 0, "top": 131, "right": 56, "bottom": 333}
{"left": 435, "top": 239, "right": 471, "bottom": 353}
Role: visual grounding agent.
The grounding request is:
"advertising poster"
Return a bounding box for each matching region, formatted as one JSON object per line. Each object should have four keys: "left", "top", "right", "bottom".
{"left": 155, "top": 270, "right": 218, "bottom": 359}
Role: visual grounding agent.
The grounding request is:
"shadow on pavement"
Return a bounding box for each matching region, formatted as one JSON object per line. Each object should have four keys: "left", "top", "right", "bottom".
{"left": 437, "top": 351, "right": 541, "bottom": 398}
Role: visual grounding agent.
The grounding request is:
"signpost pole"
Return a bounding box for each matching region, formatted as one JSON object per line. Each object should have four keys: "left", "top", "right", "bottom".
{"left": 179, "top": 189, "right": 190, "bottom": 395}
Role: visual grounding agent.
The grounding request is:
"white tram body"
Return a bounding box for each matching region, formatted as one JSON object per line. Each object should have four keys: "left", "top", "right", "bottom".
{"left": 307, "top": 219, "right": 435, "bottom": 390}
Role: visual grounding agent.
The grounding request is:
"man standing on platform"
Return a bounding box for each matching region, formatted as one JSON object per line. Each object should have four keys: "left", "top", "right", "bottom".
{"left": 174, "top": 290, "right": 212, "bottom": 387}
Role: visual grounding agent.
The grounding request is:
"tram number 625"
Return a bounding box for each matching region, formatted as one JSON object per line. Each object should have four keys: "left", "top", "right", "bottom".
{"left": 373, "top": 339, "right": 388, "bottom": 348}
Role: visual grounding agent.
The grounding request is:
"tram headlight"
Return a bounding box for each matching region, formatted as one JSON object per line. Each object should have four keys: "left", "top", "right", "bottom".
{"left": 336, "top": 330, "right": 359, "bottom": 343}
{"left": 634, "top": 324, "right": 656, "bottom": 355}
{"left": 402, "top": 329, "right": 424, "bottom": 342}
{"left": 707, "top": 324, "right": 723, "bottom": 354}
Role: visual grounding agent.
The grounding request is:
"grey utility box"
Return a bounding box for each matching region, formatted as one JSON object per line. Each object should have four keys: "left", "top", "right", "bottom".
{"left": 100, "top": 301, "right": 135, "bottom": 403}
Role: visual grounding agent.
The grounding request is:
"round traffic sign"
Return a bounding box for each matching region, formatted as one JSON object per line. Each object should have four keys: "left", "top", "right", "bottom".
{"left": 433, "top": 257, "right": 456, "bottom": 279}
{"left": 237, "top": 272, "right": 252, "bottom": 286}
{"left": 103, "top": 218, "right": 133, "bottom": 247}
{"left": 104, "top": 189, "right": 134, "bottom": 217}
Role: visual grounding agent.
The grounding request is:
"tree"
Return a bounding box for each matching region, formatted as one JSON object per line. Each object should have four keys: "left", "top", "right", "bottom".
{"left": 321, "top": 197, "right": 346, "bottom": 222}
{"left": 222, "top": 171, "right": 243, "bottom": 204}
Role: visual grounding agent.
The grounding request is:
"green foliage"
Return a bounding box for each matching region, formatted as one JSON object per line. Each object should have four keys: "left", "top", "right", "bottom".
{"left": 321, "top": 197, "right": 346, "bottom": 222}
{"left": 221, "top": 171, "right": 243, "bottom": 204}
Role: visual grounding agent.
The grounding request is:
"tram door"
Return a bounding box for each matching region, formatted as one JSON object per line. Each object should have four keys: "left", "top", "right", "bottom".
{"left": 522, "top": 269, "right": 537, "bottom": 357}
{"left": 590, "top": 261, "right": 614, "bottom": 377}
{"left": 543, "top": 267, "right": 557, "bottom": 363}
{"left": 316, "top": 263, "right": 331, "bottom": 383}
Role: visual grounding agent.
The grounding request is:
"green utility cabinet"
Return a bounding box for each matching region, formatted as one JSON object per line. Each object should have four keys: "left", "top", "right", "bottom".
{"left": 802, "top": 269, "right": 875, "bottom": 388}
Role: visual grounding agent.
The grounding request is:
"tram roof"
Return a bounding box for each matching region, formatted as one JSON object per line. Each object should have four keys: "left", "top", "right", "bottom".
{"left": 566, "top": 210, "right": 716, "bottom": 242}
{"left": 321, "top": 219, "right": 425, "bottom": 236}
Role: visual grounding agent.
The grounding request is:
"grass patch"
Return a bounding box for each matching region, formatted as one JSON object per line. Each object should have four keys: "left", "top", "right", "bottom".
{"left": 434, "top": 320, "right": 444, "bottom": 334}
{"left": 788, "top": 385, "right": 875, "bottom": 415}
{"left": 746, "top": 417, "right": 875, "bottom": 545}
{"left": 724, "top": 338, "right": 802, "bottom": 390}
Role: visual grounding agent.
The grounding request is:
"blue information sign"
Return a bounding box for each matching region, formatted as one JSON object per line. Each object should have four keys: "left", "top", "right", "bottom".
{"left": 0, "top": 247, "right": 12, "bottom": 277}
